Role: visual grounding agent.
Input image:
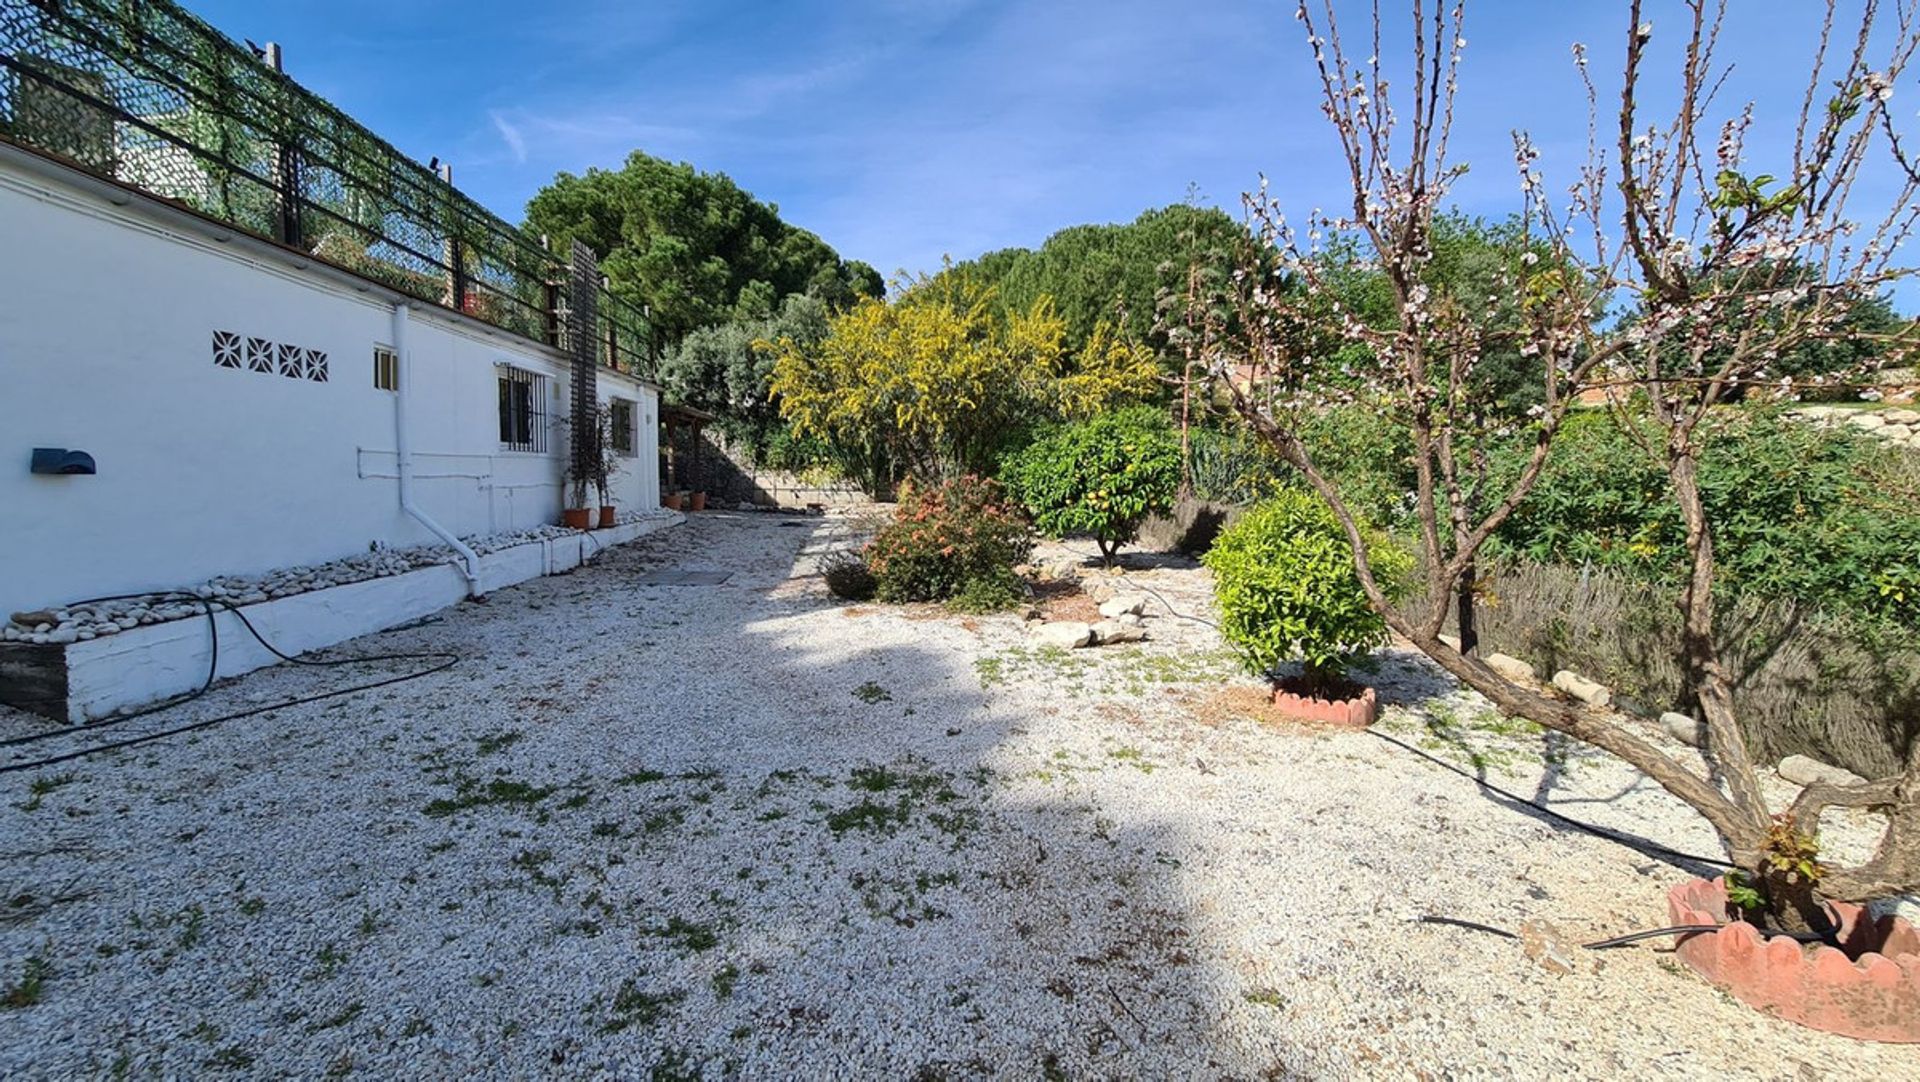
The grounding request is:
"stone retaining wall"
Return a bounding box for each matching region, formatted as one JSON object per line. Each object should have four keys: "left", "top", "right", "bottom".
{"left": 1789, "top": 405, "right": 1920, "bottom": 450}
{"left": 683, "top": 429, "right": 871, "bottom": 509}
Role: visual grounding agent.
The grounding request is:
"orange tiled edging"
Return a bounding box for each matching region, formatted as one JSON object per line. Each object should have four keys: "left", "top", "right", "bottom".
{"left": 1668, "top": 877, "right": 1920, "bottom": 1042}
{"left": 1270, "top": 684, "right": 1377, "bottom": 727}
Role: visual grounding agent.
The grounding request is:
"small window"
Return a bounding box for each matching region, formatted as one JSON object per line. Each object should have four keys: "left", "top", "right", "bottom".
{"left": 497, "top": 366, "right": 548, "bottom": 452}
{"left": 373, "top": 346, "right": 398, "bottom": 391}
{"left": 610, "top": 399, "right": 636, "bottom": 456}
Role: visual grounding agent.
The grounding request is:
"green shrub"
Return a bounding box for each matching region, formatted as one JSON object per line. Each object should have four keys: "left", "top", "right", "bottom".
{"left": 1002, "top": 407, "right": 1181, "bottom": 564}
{"left": 945, "top": 571, "right": 1027, "bottom": 614}
{"left": 821, "top": 550, "right": 877, "bottom": 601}
{"left": 1295, "top": 406, "right": 1419, "bottom": 528}
{"left": 1185, "top": 408, "right": 1418, "bottom": 524}
{"left": 1204, "top": 489, "right": 1412, "bottom": 690}
{"left": 1492, "top": 408, "right": 1920, "bottom": 628}
{"left": 1187, "top": 426, "right": 1280, "bottom": 506}
{"left": 866, "top": 476, "right": 1033, "bottom": 603}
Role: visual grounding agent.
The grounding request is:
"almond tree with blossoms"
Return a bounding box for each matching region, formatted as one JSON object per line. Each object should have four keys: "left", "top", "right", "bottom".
{"left": 1213, "top": 0, "right": 1920, "bottom": 930}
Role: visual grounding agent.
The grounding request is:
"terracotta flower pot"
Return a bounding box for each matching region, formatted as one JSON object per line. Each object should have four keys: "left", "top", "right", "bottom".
{"left": 561, "top": 507, "right": 591, "bottom": 529}
{"left": 1270, "top": 679, "right": 1377, "bottom": 726}
{"left": 689, "top": 491, "right": 708, "bottom": 512}
{"left": 663, "top": 493, "right": 684, "bottom": 511}
{"left": 1668, "top": 876, "right": 1920, "bottom": 1042}
{"left": 598, "top": 505, "right": 617, "bottom": 528}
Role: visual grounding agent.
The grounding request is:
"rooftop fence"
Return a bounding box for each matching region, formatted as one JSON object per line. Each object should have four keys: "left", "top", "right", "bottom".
{"left": 0, "top": 0, "right": 654, "bottom": 376}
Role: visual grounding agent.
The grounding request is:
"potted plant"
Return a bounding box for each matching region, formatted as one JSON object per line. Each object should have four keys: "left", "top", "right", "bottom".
{"left": 591, "top": 404, "right": 623, "bottom": 528}
{"left": 663, "top": 491, "right": 684, "bottom": 511}
{"left": 558, "top": 454, "right": 593, "bottom": 529}
{"left": 1204, "top": 489, "right": 1412, "bottom": 725}
{"left": 689, "top": 491, "right": 707, "bottom": 512}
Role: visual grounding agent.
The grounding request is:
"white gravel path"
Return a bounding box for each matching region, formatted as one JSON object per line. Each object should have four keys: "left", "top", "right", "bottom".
{"left": 0, "top": 511, "right": 1913, "bottom": 1079}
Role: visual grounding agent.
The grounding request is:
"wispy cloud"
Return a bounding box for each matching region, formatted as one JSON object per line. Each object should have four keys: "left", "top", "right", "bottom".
{"left": 488, "top": 110, "right": 526, "bottom": 164}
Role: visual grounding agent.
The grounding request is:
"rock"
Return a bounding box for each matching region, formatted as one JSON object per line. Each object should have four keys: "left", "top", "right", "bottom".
{"left": 1520, "top": 919, "right": 1585, "bottom": 975}
{"left": 48, "top": 627, "right": 78, "bottom": 645}
{"left": 1031, "top": 621, "right": 1095, "bottom": 649}
{"left": 1778, "top": 754, "right": 1867, "bottom": 789}
{"left": 1485, "top": 653, "right": 1537, "bottom": 684}
{"left": 1552, "top": 670, "right": 1612, "bottom": 708}
{"left": 1083, "top": 580, "right": 1115, "bottom": 603}
{"left": 1883, "top": 407, "right": 1920, "bottom": 425}
{"left": 1438, "top": 634, "right": 1462, "bottom": 652}
{"left": 1043, "top": 559, "right": 1082, "bottom": 583}
{"left": 1098, "top": 595, "right": 1148, "bottom": 619}
{"left": 1090, "top": 619, "right": 1147, "bottom": 645}
{"left": 10, "top": 610, "right": 56, "bottom": 628}
{"left": 1115, "top": 612, "right": 1145, "bottom": 628}
{"left": 1851, "top": 413, "right": 1888, "bottom": 429}
{"left": 1662, "top": 712, "right": 1703, "bottom": 748}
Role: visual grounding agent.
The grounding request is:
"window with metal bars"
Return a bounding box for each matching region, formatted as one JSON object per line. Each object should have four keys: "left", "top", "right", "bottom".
{"left": 497, "top": 366, "right": 548, "bottom": 452}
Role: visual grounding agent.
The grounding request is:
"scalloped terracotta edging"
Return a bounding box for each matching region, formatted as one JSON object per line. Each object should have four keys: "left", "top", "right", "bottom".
{"left": 1667, "top": 877, "right": 1920, "bottom": 1042}
{"left": 1270, "top": 684, "right": 1377, "bottom": 727}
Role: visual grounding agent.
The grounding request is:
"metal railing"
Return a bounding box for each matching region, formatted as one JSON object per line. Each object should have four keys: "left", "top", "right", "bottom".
{"left": 0, "top": 0, "right": 654, "bottom": 377}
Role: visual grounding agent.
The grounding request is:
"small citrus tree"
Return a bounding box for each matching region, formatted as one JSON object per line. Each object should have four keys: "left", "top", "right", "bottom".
{"left": 1002, "top": 407, "right": 1181, "bottom": 565}
{"left": 1205, "top": 489, "right": 1412, "bottom": 694}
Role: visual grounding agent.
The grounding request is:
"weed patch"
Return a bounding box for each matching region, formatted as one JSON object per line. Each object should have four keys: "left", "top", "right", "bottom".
{"left": 17, "top": 772, "right": 78, "bottom": 812}
{"left": 3, "top": 955, "right": 50, "bottom": 1008}
{"left": 602, "top": 978, "right": 685, "bottom": 1033}
{"left": 423, "top": 775, "right": 557, "bottom": 818}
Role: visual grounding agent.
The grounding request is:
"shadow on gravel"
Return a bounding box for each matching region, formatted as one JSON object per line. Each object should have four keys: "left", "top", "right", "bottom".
{"left": 0, "top": 512, "right": 1295, "bottom": 1078}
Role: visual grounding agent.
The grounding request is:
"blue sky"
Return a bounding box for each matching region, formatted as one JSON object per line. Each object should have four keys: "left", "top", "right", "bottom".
{"left": 182, "top": 2, "right": 1906, "bottom": 284}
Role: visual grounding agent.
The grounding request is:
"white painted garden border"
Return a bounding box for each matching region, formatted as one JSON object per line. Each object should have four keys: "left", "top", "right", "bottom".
{"left": 34, "top": 515, "right": 680, "bottom": 724}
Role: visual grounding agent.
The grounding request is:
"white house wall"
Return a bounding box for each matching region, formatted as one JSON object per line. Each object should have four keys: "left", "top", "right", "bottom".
{"left": 0, "top": 157, "right": 661, "bottom": 618}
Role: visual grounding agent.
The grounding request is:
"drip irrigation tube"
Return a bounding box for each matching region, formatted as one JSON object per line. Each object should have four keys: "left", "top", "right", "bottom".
{"left": 1415, "top": 914, "right": 1832, "bottom": 950}
{"left": 1055, "top": 543, "right": 1778, "bottom": 953}
{"left": 0, "top": 592, "right": 459, "bottom": 774}
{"left": 1364, "top": 726, "right": 1735, "bottom": 871}
{"left": 1050, "top": 544, "right": 1735, "bottom": 872}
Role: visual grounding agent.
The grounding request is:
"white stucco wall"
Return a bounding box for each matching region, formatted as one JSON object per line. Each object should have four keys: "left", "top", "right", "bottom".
{"left": 0, "top": 155, "right": 662, "bottom": 617}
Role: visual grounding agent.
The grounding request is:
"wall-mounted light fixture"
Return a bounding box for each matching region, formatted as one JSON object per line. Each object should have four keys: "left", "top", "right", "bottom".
{"left": 30, "top": 448, "right": 96, "bottom": 475}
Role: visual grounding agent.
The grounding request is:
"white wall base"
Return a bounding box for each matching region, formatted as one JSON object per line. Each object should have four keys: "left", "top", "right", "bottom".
{"left": 1, "top": 515, "right": 680, "bottom": 724}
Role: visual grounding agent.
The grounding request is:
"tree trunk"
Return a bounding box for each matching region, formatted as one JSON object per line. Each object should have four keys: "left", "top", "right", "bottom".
{"left": 1455, "top": 558, "right": 1479, "bottom": 657}
{"left": 1666, "top": 446, "right": 1771, "bottom": 843}
{"left": 1757, "top": 865, "right": 1832, "bottom": 937}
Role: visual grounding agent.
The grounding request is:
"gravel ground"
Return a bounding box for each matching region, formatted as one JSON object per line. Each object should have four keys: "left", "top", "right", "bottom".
{"left": 1, "top": 510, "right": 1914, "bottom": 1079}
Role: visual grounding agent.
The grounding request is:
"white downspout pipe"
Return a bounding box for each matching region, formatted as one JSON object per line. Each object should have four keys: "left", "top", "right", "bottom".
{"left": 393, "top": 303, "right": 484, "bottom": 596}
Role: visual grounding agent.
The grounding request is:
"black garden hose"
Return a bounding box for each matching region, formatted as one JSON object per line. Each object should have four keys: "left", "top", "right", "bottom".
{"left": 1, "top": 593, "right": 458, "bottom": 773}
